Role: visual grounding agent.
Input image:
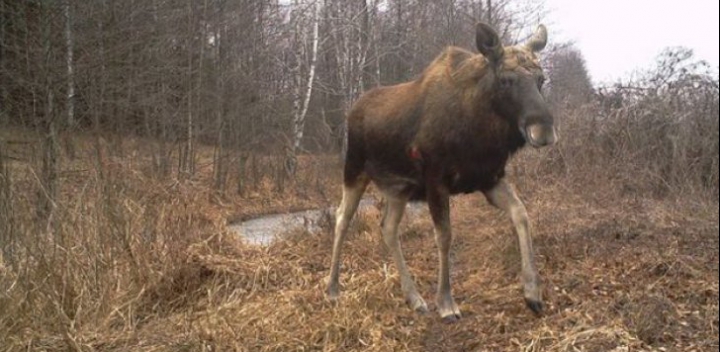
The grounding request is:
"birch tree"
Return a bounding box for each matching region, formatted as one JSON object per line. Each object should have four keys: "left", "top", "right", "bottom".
{"left": 326, "top": 0, "right": 373, "bottom": 158}
{"left": 64, "top": 0, "right": 75, "bottom": 129}
{"left": 288, "top": 0, "right": 323, "bottom": 175}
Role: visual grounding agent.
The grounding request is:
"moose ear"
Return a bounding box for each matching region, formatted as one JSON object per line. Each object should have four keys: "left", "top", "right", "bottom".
{"left": 525, "top": 24, "right": 548, "bottom": 52}
{"left": 476, "top": 22, "right": 504, "bottom": 65}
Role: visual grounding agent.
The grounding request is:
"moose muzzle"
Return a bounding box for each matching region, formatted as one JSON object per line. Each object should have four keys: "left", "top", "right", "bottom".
{"left": 525, "top": 123, "right": 557, "bottom": 148}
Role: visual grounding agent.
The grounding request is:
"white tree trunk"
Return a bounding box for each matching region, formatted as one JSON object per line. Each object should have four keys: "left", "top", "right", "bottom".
{"left": 64, "top": 0, "right": 75, "bottom": 128}
{"left": 332, "top": 3, "right": 370, "bottom": 160}
{"left": 292, "top": 0, "right": 322, "bottom": 154}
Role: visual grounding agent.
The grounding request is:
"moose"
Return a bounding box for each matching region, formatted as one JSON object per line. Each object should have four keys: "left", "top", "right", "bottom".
{"left": 326, "top": 22, "right": 556, "bottom": 322}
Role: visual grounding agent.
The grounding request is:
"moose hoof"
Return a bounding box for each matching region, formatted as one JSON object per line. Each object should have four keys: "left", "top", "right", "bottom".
{"left": 410, "top": 300, "right": 429, "bottom": 314}
{"left": 437, "top": 296, "right": 462, "bottom": 323}
{"left": 441, "top": 312, "right": 462, "bottom": 324}
{"left": 326, "top": 287, "right": 340, "bottom": 302}
{"left": 407, "top": 295, "right": 429, "bottom": 314}
{"left": 525, "top": 298, "right": 544, "bottom": 316}
{"left": 414, "top": 303, "right": 429, "bottom": 315}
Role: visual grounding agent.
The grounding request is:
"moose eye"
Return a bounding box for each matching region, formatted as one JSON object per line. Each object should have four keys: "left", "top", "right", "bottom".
{"left": 537, "top": 76, "right": 546, "bottom": 88}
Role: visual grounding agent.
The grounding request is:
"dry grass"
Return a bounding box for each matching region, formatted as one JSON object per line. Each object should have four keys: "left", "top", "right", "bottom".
{"left": 1, "top": 131, "right": 717, "bottom": 351}
{"left": 1, "top": 109, "right": 719, "bottom": 352}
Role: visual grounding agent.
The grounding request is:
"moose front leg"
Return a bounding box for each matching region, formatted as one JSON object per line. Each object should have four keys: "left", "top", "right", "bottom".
{"left": 484, "top": 180, "right": 544, "bottom": 315}
{"left": 381, "top": 195, "right": 428, "bottom": 313}
{"left": 427, "top": 185, "right": 462, "bottom": 322}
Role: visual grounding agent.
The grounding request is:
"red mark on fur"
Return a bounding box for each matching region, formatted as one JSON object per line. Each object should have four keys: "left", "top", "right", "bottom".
{"left": 409, "top": 147, "right": 422, "bottom": 160}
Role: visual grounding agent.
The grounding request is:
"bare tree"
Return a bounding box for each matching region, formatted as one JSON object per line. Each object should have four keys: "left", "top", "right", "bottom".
{"left": 37, "top": 1, "right": 61, "bottom": 223}
{"left": 64, "top": 0, "right": 75, "bottom": 129}
{"left": 0, "top": 0, "right": 554, "bottom": 197}
{"left": 544, "top": 43, "right": 594, "bottom": 108}
{"left": 0, "top": 1, "right": 9, "bottom": 126}
{"left": 288, "top": 0, "right": 323, "bottom": 175}
{"left": 323, "top": 0, "right": 375, "bottom": 157}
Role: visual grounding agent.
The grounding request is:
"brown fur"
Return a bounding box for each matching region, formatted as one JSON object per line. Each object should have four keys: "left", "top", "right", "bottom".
{"left": 344, "top": 44, "right": 547, "bottom": 200}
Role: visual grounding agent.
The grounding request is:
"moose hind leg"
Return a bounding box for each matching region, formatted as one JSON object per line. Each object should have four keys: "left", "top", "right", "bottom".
{"left": 382, "top": 195, "right": 428, "bottom": 313}
{"left": 484, "top": 180, "right": 543, "bottom": 315}
{"left": 327, "top": 176, "right": 369, "bottom": 300}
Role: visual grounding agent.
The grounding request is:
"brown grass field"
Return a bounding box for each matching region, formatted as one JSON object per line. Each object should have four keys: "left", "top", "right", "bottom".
{"left": 0, "top": 131, "right": 718, "bottom": 351}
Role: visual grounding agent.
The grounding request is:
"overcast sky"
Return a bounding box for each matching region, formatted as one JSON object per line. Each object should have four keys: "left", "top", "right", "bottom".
{"left": 543, "top": 0, "right": 719, "bottom": 85}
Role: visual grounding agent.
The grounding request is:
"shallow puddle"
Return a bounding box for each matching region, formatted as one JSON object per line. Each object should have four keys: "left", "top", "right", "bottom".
{"left": 228, "top": 199, "right": 425, "bottom": 246}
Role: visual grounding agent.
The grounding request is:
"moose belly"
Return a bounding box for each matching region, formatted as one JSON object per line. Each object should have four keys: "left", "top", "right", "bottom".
{"left": 448, "top": 168, "right": 504, "bottom": 194}
{"left": 365, "top": 151, "right": 509, "bottom": 200}
{"left": 447, "top": 156, "right": 508, "bottom": 194}
{"left": 366, "top": 160, "right": 425, "bottom": 199}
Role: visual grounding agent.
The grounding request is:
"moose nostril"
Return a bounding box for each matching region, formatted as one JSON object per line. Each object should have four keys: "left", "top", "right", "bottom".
{"left": 527, "top": 124, "right": 556, "bottom": 147}
{"left": 528, "top": 125, "right": 540, "bottom": 142}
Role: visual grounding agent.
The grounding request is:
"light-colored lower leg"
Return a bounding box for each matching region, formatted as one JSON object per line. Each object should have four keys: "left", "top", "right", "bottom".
{"left": 327, "top": 179, "right": 368, "bottom": 300}
{"left": 484, "top": 180, "right": 542, "bottom": 313}
{"left": 382, "top": 195, "right": 428, "bottom": 313}
{"left": 427, "top": 190, "right": 461, "bottom": 321}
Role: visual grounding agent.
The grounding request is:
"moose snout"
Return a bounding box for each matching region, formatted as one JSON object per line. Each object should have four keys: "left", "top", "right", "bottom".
{"left": 525, "top": 123, "right": 557, "bottom": 148}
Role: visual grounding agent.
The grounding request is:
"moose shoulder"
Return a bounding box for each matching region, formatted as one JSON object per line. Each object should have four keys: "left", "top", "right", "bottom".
{"left": 327, "top": 22, "right": 556, "bottom": 322}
